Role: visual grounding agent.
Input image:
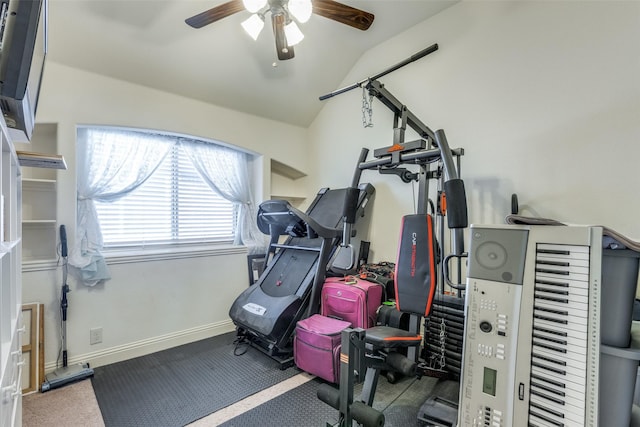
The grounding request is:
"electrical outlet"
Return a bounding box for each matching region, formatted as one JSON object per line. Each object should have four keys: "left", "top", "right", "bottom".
{"left": 90, "top": 327, "right": 103, "bottom": 345}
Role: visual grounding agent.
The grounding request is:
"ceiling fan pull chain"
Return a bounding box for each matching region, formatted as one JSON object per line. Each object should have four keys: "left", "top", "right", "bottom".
{"left": 361, "top": 85, "right": 374, "bottom": 128}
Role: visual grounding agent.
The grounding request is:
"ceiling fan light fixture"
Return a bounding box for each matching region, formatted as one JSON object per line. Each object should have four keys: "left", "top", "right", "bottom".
{"left": 242, "top": 0, "right": 267, "bottom": 14}
{"left": 185, "top": 0, "right": 375, "bottom": 61}
{"left": 241, "top": 14, "right": 265, "bottom": 40}
{"left": 288, "top": 0, "right": 312, "bottom": 23}
{"left": 284, "top": 21, "right": 304, "bottom": 46}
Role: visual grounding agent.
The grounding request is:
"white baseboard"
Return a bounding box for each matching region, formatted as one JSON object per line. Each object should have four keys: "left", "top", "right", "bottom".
{"left": 45, "top": 320, "right": 236, "bottom": 371}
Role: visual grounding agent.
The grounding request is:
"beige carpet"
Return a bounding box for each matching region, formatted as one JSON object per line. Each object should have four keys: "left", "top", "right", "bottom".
{"left": 22, "top": 379, "right": 104, "bottom": 427}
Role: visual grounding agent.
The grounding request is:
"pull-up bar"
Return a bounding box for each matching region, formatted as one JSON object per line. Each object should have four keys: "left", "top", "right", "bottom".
{"left": 319, "top": 43, "right": 439, "bottom": 101}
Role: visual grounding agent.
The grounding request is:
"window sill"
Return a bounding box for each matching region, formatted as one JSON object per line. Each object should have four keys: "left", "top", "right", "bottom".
{"left": 103, "top": 244, "right": 248, "bottom": 265}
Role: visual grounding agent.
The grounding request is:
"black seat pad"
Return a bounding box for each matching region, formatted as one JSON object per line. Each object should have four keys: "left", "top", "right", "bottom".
{"left": 364, "top": 326, "right": 422, "bottom": 348}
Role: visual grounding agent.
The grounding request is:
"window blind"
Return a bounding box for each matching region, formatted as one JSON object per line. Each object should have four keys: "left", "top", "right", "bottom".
{"left": 96, "top": 144, "right": 236, "bottom": 247}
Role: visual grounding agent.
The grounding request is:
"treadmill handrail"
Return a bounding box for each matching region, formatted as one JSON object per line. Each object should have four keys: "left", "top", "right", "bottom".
{"left": 270, "top": 243, "right": 323, "bottom": 252}
{"left": 288, "top": 204, "right": 342, "bottom": 239}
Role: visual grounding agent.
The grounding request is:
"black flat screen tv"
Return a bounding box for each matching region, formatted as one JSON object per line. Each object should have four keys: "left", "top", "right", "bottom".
{"left": 0, "top": 0, "right": 47, "bottom": 142}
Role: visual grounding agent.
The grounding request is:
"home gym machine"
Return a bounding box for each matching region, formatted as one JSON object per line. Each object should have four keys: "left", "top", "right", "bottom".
{"left": 316, "top": 44, "right": 469, "bottom": 427}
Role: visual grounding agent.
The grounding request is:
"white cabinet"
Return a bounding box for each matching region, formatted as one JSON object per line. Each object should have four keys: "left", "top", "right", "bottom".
{"left": 0, "top": 316, "right": 23, "bottom": 427}
{"left": 0, "top": 117, "right": 24, "bottom": 426}
{"left": 15, "top": 123, "right": 59, "bottom": 268}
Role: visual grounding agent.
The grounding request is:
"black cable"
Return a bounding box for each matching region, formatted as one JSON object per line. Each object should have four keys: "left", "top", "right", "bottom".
{"left": 233, "top": 335, "right": 250, "bottom": 356}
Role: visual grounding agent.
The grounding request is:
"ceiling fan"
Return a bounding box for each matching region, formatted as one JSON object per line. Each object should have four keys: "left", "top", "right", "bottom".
{"left": 185, "top": 0, "right": 374, "bottom": 61}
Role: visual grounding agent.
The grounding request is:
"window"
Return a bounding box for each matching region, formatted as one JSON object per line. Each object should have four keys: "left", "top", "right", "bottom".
{"left": 72, "top": 126, "right": 264, "bottom": 285}
{"left": 95, "top": 143, "right": 237, "bottom": 247}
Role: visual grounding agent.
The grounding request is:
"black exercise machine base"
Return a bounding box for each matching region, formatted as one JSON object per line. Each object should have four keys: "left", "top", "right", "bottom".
{"left": 247, "top": 341, "right": 295, "bottom": 371}
{"left": 234, "top": 331, "right": 296, "bottom": 370}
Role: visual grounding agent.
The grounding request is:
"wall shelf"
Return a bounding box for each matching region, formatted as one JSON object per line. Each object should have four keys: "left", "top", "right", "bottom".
{"left": 271, "top": 195, "right": 306, "bottom": 204}
{"left": 16, "top": 151, "right": 66, "bottom": 170}
{"left": 270, "top": 159, "right": 307, "bottom": 207}
{"left": 16, "top": 123, "right": 59, "bottom": 264}
{"left": 22, "top": 178, "right": 56, "bottom": 184}
{"left": 271, "top": 159, "right": 306, "bottom": 180}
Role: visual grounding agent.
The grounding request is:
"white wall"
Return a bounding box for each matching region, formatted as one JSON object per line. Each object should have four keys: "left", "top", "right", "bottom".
{"left": 308, "top": 1, "right": 640, "bottom": 263}
{"left": 23, "top": 0, "right": 640, "bottom": 370}
{"left": 23, "top": 62, "right": 309, "bottom": 369}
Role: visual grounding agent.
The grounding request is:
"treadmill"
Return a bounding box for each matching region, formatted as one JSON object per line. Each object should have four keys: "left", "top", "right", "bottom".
{"left": 229, "top": 183, "right": 375, "bottom": 367}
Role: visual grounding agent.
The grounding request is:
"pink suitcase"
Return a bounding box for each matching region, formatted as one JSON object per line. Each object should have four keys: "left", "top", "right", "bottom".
{"left": 294, "top": 314, "right": 351, "bottom": 383}
{"left": 321, "top": 276, "right": 384, "bottom": 328}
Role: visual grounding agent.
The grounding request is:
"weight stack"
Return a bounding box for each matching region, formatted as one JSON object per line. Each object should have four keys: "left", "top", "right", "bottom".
{"left": 422, "top": 294, "right": 465, "bottom": 380}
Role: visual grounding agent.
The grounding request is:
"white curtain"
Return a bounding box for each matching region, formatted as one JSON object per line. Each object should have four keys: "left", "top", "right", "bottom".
{"left": 70, "top": 128, "right": 174, "bottom": 286}
{"left": 180, "top": 139, "right": 267, "bottom": 254}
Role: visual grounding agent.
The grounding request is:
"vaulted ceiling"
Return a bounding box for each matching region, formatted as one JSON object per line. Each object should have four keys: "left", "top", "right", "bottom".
{"left": 47, "top": 1, "right": 458, "bottom": 127}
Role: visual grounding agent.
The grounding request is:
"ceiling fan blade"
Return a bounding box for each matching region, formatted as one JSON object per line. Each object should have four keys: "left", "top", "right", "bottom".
{"left": 185, "top": 0, "right": 245, "bottom": 29}
{"left": 312, "top": 0, "right": 374, "bottom": 31}
{"left": 272, "top": 14, "right": 295, "bottom": 60}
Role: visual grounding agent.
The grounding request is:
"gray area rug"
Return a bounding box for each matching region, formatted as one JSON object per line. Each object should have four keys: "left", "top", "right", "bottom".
{"left": 220, "top": 374, "right": 457, "bottom": 427}
{"left": 92, "top": 333, "right": 297, "bottom": 427}
{"left": 219, "top": 378, "right": 338, "bottom": 427}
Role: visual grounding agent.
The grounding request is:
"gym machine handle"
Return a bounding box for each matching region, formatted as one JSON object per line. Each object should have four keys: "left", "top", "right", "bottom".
{"left": 444, "top": 179, "right": 468, "bottom": 229}
{"left": 443, "top": 252, "right": 469, "bottom": 290}
{"left": 341, "top": 147, "right": 369, "bottom": 247}
{"left": 287, "top": 204, "right": 342, "bottom": 239}
{"left": 341, "top": 186, "right": 361, "bottom": 247}
{"left": 344, "top": 187, "right": 360, "bottom": 225}
{"left": 434, "top": 130, "right": 468, "bottom": 230}
{"left": 433, "top": 129, "right": 467, "bottom": 262}
{"left": 351, "top": 147, "right": 369, "bottom": 188}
